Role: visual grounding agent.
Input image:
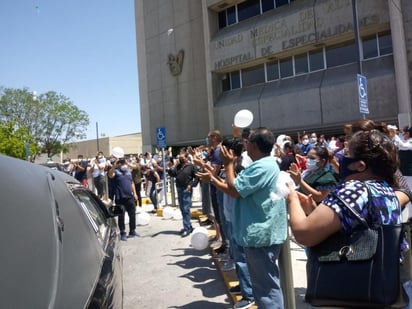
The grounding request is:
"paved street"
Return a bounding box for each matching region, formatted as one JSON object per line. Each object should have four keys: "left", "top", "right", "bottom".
{"left": 120, "top": 201, "right": 312, "bottom": 309}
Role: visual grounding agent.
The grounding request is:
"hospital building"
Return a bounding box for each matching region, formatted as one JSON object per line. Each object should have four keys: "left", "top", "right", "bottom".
{"left": 135, "top": 0, "right": 412, "bottom": 150}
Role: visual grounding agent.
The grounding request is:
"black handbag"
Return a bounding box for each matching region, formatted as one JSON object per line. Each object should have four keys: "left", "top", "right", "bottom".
{"left": 305, "top": 184, "right": 408, "bottom": 308}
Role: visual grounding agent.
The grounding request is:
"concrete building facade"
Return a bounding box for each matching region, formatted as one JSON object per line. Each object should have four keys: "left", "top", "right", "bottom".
{"left": 37, "top": 133, "right": 143, "bottom": 163}
{"left": 135, "top": 0, "right": 412, "bottom": 150}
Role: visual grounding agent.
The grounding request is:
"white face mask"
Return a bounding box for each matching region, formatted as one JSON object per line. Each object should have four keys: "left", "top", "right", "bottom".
{"left": 120, "top": 165, "right": 128, "bottom": 172}
{"left": 302, "top": 139, "right": 309, "bottom": 145}
{"left": 310, "top": 137, "right": 317, "bottom": 143}
{"left": 306, "top": 158, "right": 319, "bottom": 171}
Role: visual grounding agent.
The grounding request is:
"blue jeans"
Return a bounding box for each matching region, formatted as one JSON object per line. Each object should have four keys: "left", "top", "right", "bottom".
{"left": 232, "top": 236, "right": 254, "bottom": 301}
{"left": 216, "top": 189, "right": 227, "bottom": 242}
{"left": 177, "top": 187, "right": 192, "bottom": 231}
{"left": 149, "top": 183, "right": 158, "bottom": 209}
{"left": 245, "top": 245, "right": 284, "bottom": 309}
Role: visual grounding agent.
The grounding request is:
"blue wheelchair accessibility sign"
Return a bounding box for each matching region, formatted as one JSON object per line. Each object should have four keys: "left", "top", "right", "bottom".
{"left": 358, "top": 74, "right": 369, "bottom": 114}
{"left": 156, "top": 127, "right": 167, "bottom": 148}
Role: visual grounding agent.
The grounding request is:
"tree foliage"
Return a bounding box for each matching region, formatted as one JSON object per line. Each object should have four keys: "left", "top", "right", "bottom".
{"left": 0, "top": 87, "right": 89, "bottom": 158}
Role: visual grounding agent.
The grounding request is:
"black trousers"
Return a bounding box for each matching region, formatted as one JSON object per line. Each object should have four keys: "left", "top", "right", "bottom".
{"left": 116, "top": 197, "right": 136, "bottom": 233}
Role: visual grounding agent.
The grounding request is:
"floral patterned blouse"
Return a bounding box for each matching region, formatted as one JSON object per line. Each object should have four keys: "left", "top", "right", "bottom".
{"left": 322, "top": 179, "right": 408, "bottom": 255}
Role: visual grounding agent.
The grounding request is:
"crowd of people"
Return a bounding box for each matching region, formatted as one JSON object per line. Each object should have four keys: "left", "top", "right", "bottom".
{"left": 190, "top": 120, "right": 412, "bottom": 309}
{"left": 59, "top": 119, "right": 412, "bottom": 309}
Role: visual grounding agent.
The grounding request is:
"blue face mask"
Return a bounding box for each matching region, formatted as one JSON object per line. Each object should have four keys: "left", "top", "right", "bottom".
{"left": 339, "top": 156, "right": 361, "bottom": 181}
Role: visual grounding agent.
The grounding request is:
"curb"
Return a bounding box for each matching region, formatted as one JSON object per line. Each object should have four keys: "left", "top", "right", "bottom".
{"left": 198, "top": 217, "right": 259, "bottom": 309}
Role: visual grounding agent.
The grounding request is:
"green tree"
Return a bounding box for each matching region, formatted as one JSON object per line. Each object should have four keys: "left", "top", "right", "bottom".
{"left": 0, "top": 121, "right": 39, "bottom": 159}
{"left": 0, "top": 87, "right": 89, "bottom": 158}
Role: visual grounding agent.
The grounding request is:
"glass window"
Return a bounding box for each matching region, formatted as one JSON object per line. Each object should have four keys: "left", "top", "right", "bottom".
{"left": 227, "top": 6, "right": 236, "bottom": 25}
{"left": 280, "top": 57, "right": 293, "bottom": 78}
{"left": 276, "top": 0, "right": 290, "bottom": 7}
{"left": 231, "top": 71, "right": 241, "bottom": 89}
{"left": 237, "top": 0, "right": 261, "bottom": 22}
{"left": 362, "top": 35, "right": 378, "bottom": 59}
{"left": 262, "top": 0, "right": 275, "bottom": 12}
{"left": 266, "top": 61, "right": 279, "bottom": 81}
{"left": 222, "top": 73, "right": 230, "bottom": 91}
{"left": 74, "top": 190, "right": 108, "bottom": 242}
{"left": 242, "top": 64, "right": 265, "bottom": 87}
{"left": 218, "top": 11, "right": 227, "bottom": 29}
{"left": 378, "top": 33, "right": 393, "bottom": 56}
{"left": 309, "top": 49, "right": 325, "bottom": 71}
{"left": 326, "top": 42, "right": 357, "bottom": 68}
{"left": 294, "top": 53, "right": 308, "bottom": 75}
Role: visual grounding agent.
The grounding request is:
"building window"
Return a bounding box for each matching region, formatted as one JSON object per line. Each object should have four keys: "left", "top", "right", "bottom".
{"left": 309, "top": 49, "right": 325, "bottom": 71}
{"left": 227, "top": 6, "right": 237, "bottom": 25}
{"left": 242, "top": 64, "right": 265, "bottom": 87}
{"left": 294, "top": 53, "right": 308, "bottom": 75}
{"left": 363, "top": 32, "right": 392, "bottom": 59}
{"left": 221, "top": 71, "right": 241, "bottom": 91}
{"left": 362, "top": 35, "right": 378, "bottom": 59}
{"left": 217, "top": 0, "right": 295, "bottom": 30}
{"left": 238, "top": 0, "right": 260, "bottom": 22}
{"left": 266, "top": 60, "right": 279, "bottom": 81}
{"left": 231, "top": 71, "right": 241, "bottom": 89}
{"left": 219, "top": 33, "right": 390, "bottom": 92}
{"left": 218, "top": 11, "right": 227, "bottom": 29}
{"left": 222, "top": 73, "right": 231, "bottom": 91}
{"left": 276, "top": 0, "right": 290, "bottom": 7}
{"left": 262, "top": 0, "right": 275, "bottom": 12}
{"left": 280, "top": 57, "right": 293, "bottom": 78}
{"left": 378, "top": 32, "right": 392, "bottom": 56}
{"left": 326, "top": 41, "right": 357, "bottom": 68}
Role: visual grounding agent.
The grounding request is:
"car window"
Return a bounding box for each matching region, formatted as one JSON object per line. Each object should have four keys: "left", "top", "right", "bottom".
{"left": 74, "top": 190, "right": 108, "bottom": 243}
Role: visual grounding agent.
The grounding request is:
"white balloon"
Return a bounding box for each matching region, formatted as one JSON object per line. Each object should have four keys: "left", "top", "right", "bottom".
{"left": 190, "top": 227, "right": 209, "bottom": 250}
{"left": 162, "top": 206, "right": 174, "bottom": 219}
{"left": 112, "top": 146, "right": 125, "bottom": 158}
{"left": 234, "top": 109, "right": 253, "bottom": 128}
{"left": 137, "top": 212, "right": 150, "bottom": 225}
{"left": 276, "top": 134, "right": 286, "bottom": 146}
{"left": 172, "top": 209, "right": 182, "bottom": 220}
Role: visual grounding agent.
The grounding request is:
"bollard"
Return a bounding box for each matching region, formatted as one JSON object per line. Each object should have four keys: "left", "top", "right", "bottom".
{"left": 279, "top": 234, "right": 296, "bottom": 309}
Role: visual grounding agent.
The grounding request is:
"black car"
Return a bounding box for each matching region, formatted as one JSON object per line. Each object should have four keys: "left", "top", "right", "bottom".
{"left": 1, "top": 154, "right": 123, "bottom": 308}
{"left": 40, "top": 162, "right": 69, "bottom": 173}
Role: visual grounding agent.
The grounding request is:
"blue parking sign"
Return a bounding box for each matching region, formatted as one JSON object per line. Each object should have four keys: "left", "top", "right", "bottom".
{"left": 156, "top": 127, "right": 167, "bottom": 148}
{"left": 357, "top": 74, "right": 369, "bottom": 114}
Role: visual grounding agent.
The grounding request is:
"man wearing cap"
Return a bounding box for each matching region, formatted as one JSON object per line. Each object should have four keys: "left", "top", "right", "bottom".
{"left": 108, "top": 158, "right": 138, "bottom": 241}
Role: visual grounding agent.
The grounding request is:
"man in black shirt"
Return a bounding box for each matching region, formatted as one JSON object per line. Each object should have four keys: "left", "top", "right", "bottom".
{"left": 108, "top": 158, "right": 138, "bottom": 241}
{"left": 168, "top": 151, "right": 199, "bottom": 237}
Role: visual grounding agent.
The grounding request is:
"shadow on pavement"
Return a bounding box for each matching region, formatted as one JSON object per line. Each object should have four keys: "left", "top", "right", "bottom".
{"left": 167, "top": 300, "right": 231, "bottom": 308}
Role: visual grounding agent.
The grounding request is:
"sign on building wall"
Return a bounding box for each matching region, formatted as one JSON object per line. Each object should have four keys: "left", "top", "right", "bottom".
{"left": 210, "top": 0, "right": 388, "bottom": 71}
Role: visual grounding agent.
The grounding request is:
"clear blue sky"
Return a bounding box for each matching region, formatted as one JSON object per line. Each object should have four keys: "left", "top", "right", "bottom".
{"left": 0, "top": 0, "right": 141, "bottom": 140}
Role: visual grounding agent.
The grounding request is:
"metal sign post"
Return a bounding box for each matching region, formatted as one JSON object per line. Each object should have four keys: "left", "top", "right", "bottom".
{"left": 161, "top": 148, "right": 167, "bottom": 206}
{"left": 156, "top": 127, "right": 168, "bottom": 207}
